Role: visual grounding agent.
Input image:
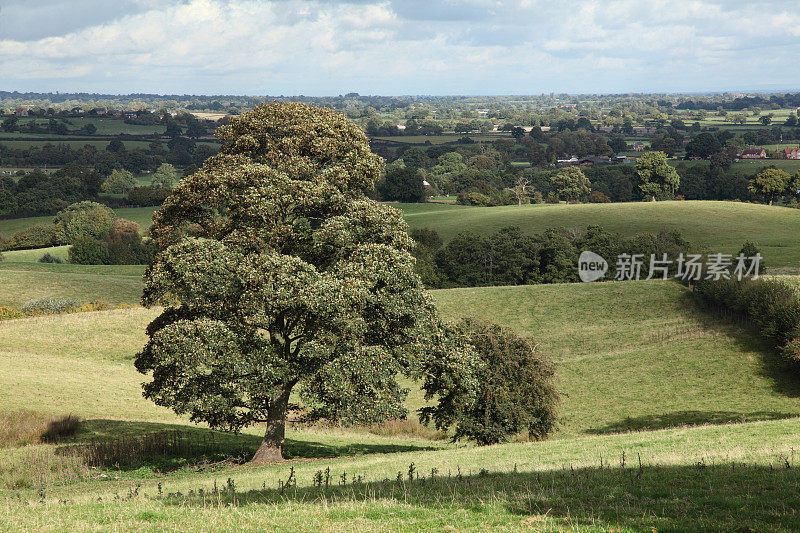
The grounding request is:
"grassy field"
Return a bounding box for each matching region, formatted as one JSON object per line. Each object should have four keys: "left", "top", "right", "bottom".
{"left": 8, "top": 279, "right": 796, "bottom": 437}
{"left": 434, "top": 281, "right": 800, "bottom": 436}
{"left": 398, "top": 200, "right": 800, "bottom": 269}
{"left": 2, "top": 280, "right": 800, "bottom": 529}
{"left": 0, "top": 262, "right": 144, "bottom": 307}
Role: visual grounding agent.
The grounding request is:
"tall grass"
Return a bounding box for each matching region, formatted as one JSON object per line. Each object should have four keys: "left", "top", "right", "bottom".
{"left": 0, "top": 411, "right": 53, "bottom": 447}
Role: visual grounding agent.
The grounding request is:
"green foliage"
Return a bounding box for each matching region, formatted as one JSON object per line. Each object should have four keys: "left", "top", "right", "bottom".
{"left": 694, "top": 277, "right": 800, "bottom": 368}
{"left": 748, "top": 168, "right": 791, "bottom": 204}
{"left": 3, "top": 224, "right": 58, "bottom": 250}
{"left": 685, "top": 132, "right": 722, "bottom": 159}
{"left": 636, "top": 151, "right": 680, "bottom": 200}
{"left": 53, "top": 201, "right": 116, "bottom": 244}
{"left": 422, "top": 319, "right": 558, "bottom": 445}
{"left": 101, "top": 169, "right": 137, "bottom": 195}
{"left": 37, "top": 252, "right": 63, "bottom": 264}
{"left": 432, "top": 225, "right": 693, "bottom": 288}
{"left": 378, "top": 166, "right": 426, "bottom": 203}
{"left": 68, "top": 236, "right": 107, "bottom": 265}
{"left": 137, "top": 103, "right": 443, "bottom": 461}
{"left": 409, "top": 227, "right": 445, "bottom": 288}
{"left": 67, "top": 219, "right": 150, "bottom": 265}
{"left": 127, "top": 186, "right": 171, "bottom": 207}
{"left": 550, "top": 167, "right": 590, "bottom": 202}
{"left": 150, "top": 163, "right": 178, "bottom": 189}
{"left": 21, "top": 297, "right": 79, "bottom": 315}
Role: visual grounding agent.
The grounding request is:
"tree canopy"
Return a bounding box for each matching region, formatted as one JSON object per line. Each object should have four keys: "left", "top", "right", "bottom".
{"left": 636, "top": 151, "right": 680, "bottom": 200}
{"left": 550, "top": 167, "right": 590, "bottom": 202}
{"left": 748, "top": 168, "right": 790, "bottom": 205}
{"left": 101, "top": 169, "right": 137, "bottom": 195}
{"left": 136, "top": 103, "right": 444, "bottom": 463}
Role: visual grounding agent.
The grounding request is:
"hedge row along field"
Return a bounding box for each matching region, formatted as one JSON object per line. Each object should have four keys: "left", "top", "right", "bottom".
{"left": 693, "top": 278, "right": 800, "bottom": 367}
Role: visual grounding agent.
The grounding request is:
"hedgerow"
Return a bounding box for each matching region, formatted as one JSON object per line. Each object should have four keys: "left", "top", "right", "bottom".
{"left": 693, "top": 278, "right": 800, "bottom": 366}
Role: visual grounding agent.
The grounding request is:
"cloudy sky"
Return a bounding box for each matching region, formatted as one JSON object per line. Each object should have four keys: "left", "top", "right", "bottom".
{"left": 1, "top": 0, "right": 798, "bottom": 96}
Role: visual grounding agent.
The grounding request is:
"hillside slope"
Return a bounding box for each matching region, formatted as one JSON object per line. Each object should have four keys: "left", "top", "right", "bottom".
{"left": 433, "top": 280, "right": 800, "bottom": 436}
{"left": 401, "top": 200, "right": 800, "bottom": 269}
{"left": 2, "top": 280, "right": 798, "bottom": 439}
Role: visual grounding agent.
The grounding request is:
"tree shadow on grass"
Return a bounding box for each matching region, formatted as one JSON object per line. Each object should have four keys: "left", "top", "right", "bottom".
{"left": 158, "top": 462, "right": 800, "bottom": 531}
{"left": 56, "top": 419, "right": 434, "bottom": 472}
{"left": 682, "top": 289, "right": 800, "bottom": 399}
{"left": 586, "top": 410, "right": 797, "bottom": 435}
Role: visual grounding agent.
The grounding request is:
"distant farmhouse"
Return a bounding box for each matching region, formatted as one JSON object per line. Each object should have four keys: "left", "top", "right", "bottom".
{"left": 631, "top": 142, "right": 645, "bottom": 151}
{"left": 740, "top": 148, "right": 766, "bottom": 159}
{"left": 784, "top": 147, "right": 800, "bottom": 159}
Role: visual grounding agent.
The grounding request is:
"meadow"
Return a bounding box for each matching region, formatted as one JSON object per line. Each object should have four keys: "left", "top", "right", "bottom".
{"left": 2, "top": 197, "right": 800, "bottom": 530}
{"left": 399, "top": 200, "right": 800, "bottom": 269}
{"left": 2, "top": 279, "right": 800, "bottom": 530}
{"left": 5, "top": 201, "right": 800, "bottom": 270}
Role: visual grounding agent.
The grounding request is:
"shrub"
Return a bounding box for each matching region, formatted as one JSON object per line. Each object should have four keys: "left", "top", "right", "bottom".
{"left": 21, "top": 297, "right": 79, "bottom": 315}
{"left": 589, "top": 190, "right": 611, "bottom": 203}
{"left": 68, "top": 236, "right": 108, "bottom": 265}
{"left": 0, "top": 307, "right": 24, "bottom": 320}
{"left": 694, "top": 278, "right": 800, "bottom": 368}
{"left": 52, "top": 201, "right": 115, "bottom": 244}
{"left": 3, "top": 224, "right": 57, "bottom": 250}
{"left": 103, "top": 219, "right": 151, "bottom": 264}
{"left": 68, "top": 219, "right": 150, "bottom": 265}
{"left": 456, "top": 191, "right": 492, "bottom": 206}
{"left": 38, "top": 252, "right": 63, "bottom": 264}
{"left": 421, "top": 319, "right": 559, "bottom": 445}
{"left": 127, "top": 186, "right": 171, "bottom": 207}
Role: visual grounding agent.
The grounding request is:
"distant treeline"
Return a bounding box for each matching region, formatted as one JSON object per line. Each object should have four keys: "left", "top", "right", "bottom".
{"left": 676, "top": 93, "right": 800, "bottom": 111}
{"left": 411, "top": 225, "right": 698, "bottom": 289}
{"left": 0, "top": 137, "right": 216, "bottom": 176}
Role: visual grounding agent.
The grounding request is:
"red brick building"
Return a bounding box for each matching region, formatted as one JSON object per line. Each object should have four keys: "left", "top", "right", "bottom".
{"left": 784, "top": 147, "right": 800, "bottom": 159}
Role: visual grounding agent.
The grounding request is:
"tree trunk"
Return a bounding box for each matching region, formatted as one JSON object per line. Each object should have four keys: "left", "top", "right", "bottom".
{"left": 250, "top": 385, "right": 293, "bottom": 465}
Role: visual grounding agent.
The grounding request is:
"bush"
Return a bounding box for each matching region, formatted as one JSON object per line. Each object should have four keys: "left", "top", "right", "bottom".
{"left": 589, "top": 190, "right": 611, "bottom": 203}
{"left": 68, "top": 219, "right": 150, "bottom": 265}
{"left": 21, "top": 297, "right": 79, "bottom": 315}
{"left": 53, "top": 201, "right": 115, "bottom": 244}
{"left": 68, "top": 236, "right": 107, "bottom": 265}
{"left": 127, "top": 186, "right": 171, "bottom": 207}
{"left": 103, "top": 219, "right": 151, "bottom": 264}
{"left": 0, "top": 306, "right": 24, "bottom": 320}
{"left": 693, "top": 278, "right": 800, "bottom": 368}
{"left": 3, "top": 224, "right": 57, "bottom": 250}
{"left": 421, "top": 319, "right": 559, "bottom": 445}
{"left": 38, "top": 252, "right": 63, "bottom": 264}
{"left": 456, "top": 191, "right": 492, "bottom": 206}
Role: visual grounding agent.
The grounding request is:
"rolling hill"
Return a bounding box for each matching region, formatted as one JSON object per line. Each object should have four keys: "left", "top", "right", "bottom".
{"left": 2, "top": 279, "right": 800, "bottom": 530}
{"left": 4, "top": 200, "right": 798, "bottom": 270}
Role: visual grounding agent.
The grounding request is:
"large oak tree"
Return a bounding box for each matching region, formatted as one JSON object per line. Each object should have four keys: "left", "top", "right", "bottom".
{"left": 136, "top": 103, "right": 445, "bottom": 463}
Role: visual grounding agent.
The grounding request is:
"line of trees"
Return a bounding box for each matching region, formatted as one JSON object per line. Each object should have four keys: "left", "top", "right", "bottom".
{"left": 412, "top": 225, "right": 696, "bottom": 289}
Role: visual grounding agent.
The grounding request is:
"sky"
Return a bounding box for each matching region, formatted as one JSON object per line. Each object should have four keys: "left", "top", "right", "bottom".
{"left": 1, "top": 0, "right": 799, "bottom": 96}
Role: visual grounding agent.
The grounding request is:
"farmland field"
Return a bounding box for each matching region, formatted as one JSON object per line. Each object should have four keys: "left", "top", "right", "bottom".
{"left": 399, "top": 200, "right": 800, "bottom": 269}
{"left": 4, "top": 201, "right": 800, "bottom": 270}
{"left": 2, "top": 279, "right": 800, "bottom": 530}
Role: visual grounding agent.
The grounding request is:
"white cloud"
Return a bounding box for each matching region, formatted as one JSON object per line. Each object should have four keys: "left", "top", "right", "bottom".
{"left": 0, "top": 0, "right": 798, "bottom": 94}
